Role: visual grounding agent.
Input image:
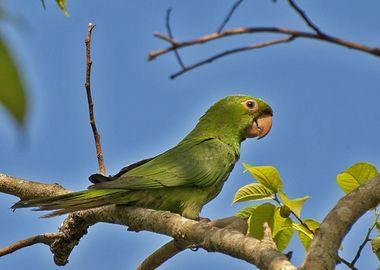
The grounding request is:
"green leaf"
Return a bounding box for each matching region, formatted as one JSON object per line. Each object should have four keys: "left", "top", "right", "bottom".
{"left": 336, "top": 162, "right": 378, "bottom": 193}
{"left": 247, "top": 202, "right": 276, "bottom": 239}
{"left": 278, "top": 191, "right": 309, "bottom": 218}
{"left": 235, "top": 205, "right": 258, "bottom": 219}
{"left": 274, "top": 227, "right": 294, "bottom": 252}
{"left": 376, "top": 222, "right": 380, "bottom": 234}
{"left": 233, "top": 183, "right": 273, "bottom": 203}
{"left": 293, "top": 219, "right": 320, "bottom": 251}
{"left": 243, "top": 163, "right": 283, "bottom": 193}
{"left": 0, "top": 36, "right": 27, "bottom": 125}
{"left": 272, "top": 207, "right": 294, "bottom": 251}
{"left": 56, "top": 0, "right": 69, "bottom": 16}
{"left": 371, "top": 235, "right": 380, "bottom": 260}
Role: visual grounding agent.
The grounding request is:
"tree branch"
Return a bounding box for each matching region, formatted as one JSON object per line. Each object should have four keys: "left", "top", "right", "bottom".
{"left": 0, "top": 173, "right": 296, "bottom": 269}
{"left": 135, "top": 240, "right": 186, "bottom": 270}
{"left": 0, "top": 233, "right": 62, "bottom": 257}
{"left": 136, "top": 216, "right": 249, "bottom": 270}
{"left": 170, "top": 36, "right": 295, "bottom": 79}
{"left": 303, "top": 174, "right": 380, "bottom": 269}
{"left": 4, "top": 172, "right": 380, "bottom": 269}
{"left": 0, "top": 173, "right": 69, "bottom": 200}
{"left": 84, "top": 22, "right": 106, "bottom": 176}
{"left": 149, "top": 27, "right": 380, "bottom": 62}
{"left": 149, "top": 2, "right": 380, "bottom": 79}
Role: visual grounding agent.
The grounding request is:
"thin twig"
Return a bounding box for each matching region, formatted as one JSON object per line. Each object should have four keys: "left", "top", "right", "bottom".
{"left": 149, "top": 27, "right": 380, "bottom": 61}
{"left": 287, "top": 0, "right": 324, "bottom": 36}
{"left": 337, "top": 257, "right": 357, "bottom": 270}
{"left": 85, "top": 23, "right": 106, "bottom": 176}
{"left": 289, "top": 207, "right": 355, "bottom": 269}
{"left": 0, "top": 233, "right": 62, "bottom": 256}
{"left": 350, "top": 210, "right": 380, "bottom": 267}
{"left": 217, "top": 0, "right": 244, "bottom": 33}
{"left": 165, "top": 8, "right": 185, "bottom": 69}
{"left": 170, "top": 36, "right": 295, "bottom": 79}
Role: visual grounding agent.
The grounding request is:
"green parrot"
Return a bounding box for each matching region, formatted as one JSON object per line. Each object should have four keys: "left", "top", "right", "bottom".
{"left": 12, "top": 95, "right": 273, "bottom": 219}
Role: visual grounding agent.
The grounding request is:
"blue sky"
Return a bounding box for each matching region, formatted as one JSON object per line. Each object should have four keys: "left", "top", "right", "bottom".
{"left": 1, "top": 1, "right": 379, "bottom": 269}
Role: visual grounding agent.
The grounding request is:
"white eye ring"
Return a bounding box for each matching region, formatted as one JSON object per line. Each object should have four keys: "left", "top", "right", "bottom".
{"left": 242, "top": 100, "right": 258, "bottom": 111}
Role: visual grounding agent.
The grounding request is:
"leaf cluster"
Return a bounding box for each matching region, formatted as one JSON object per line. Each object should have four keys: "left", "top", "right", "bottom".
{"left": 233, "top": 163, "right": 317, "bottom": 251}
{"left": 234, "top": 161, "right": 380, "bottom": 259}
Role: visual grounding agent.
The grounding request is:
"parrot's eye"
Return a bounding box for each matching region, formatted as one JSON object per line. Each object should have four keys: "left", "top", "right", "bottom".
{"left": 242, "top": 100, "right": 258, "bottom": 111}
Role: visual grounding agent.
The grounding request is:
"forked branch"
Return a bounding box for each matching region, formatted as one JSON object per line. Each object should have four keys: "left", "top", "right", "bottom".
{"left": 148, "top": 1, "right": 380, "bottom": 79}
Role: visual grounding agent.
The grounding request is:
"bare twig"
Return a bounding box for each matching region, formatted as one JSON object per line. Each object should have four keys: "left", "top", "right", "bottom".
{"left": 287, "top": 0, "right": 324, "bottom": 35}
{"left": 149, "top": 27, "right": 380, "bottom": 62}
{"left": 217, "top": 0, "right": 244, "bottom": 33}
{"left": 0, "top": 233, "right": 62, "bottom": 256}
{"left": 165, "top": 8, "right": 185, "bottom": 69}
{"left": 170, "top": 36, "right": 295, "bottom": 79}
{"left": 85, "top": 23, "right": 105, "bottom": 176}
{"left": 349, "top": 210, "right": 380, "bottom": 267}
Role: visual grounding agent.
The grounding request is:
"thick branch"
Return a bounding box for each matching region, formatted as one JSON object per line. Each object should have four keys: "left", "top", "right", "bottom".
{"left": 149, "top": 27, "right": 380, "bottom": 61}
{"left": 136, "top": 216, "right": 249, "bottom": 270}
{"left": 0, "top": 173, "right": 69, "bottom": 200}
{"left": 303, "top": 174, "right": 380, "bottom": 269}
{"left": 89, "top": 206, "right": 295, "bottom": 269}
{"left": 0, "top": 173, "right": 295, "bottom": 269}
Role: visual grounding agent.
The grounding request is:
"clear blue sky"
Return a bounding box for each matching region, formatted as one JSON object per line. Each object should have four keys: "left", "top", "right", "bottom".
{"left": 1, "top": 1, "right": 379, "bottom": 269}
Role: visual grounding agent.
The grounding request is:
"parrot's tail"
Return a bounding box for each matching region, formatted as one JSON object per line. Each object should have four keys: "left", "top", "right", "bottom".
{"left": 11, "top": 189, "right": 128, "bottom": 218}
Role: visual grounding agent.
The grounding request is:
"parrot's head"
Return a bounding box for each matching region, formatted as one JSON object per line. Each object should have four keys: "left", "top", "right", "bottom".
{"left": 194, "top": 95, "right": 273, "bottom": 143}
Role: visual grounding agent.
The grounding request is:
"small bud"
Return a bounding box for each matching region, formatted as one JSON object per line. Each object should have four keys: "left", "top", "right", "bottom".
{"left": 280, "top": 205, "right": 291, "bottom": 218}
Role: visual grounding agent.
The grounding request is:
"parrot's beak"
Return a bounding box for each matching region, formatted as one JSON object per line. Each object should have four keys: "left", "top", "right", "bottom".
{"left": 255, "top": 114, "right": 273, "bottom": 139}
{"left": 244, "top": 113, "right": 273, "bottom": 140}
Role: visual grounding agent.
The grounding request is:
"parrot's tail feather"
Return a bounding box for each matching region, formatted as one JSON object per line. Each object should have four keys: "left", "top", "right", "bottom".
{"left": 11, "top": 189, "right": 128, "bottom": 218}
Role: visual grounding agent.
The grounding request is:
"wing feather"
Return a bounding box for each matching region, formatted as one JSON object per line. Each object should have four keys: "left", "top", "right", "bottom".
{"left": 90, "top": 138, "right": 236, "bottom": 190}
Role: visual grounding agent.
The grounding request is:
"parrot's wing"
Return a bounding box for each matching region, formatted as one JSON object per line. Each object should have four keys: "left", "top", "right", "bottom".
{"left": 89, "top": 137, "right": 237, "bottom": 190}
